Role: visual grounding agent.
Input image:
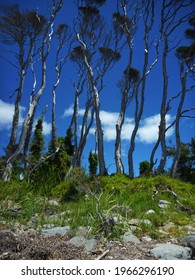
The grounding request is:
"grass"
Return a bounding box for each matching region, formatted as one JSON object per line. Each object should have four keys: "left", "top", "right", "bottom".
{"left": 0, "top": 173, "right": 194, "bottom": 240}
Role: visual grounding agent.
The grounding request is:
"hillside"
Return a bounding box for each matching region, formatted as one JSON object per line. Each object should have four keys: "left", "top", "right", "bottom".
{"left": 0, "top": 173, "right": 194, "bottom": 259}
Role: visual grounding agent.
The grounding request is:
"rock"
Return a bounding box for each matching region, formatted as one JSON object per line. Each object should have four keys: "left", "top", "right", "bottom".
{"left": 129, "top": 225, "right": 137, "bottom": 232}
{"left": 162, "top": 222, "right": 175, "bottom": 231}
{"left": 41, "top": 226, "right": 70, "bottom": 237}
{"left": 42, "top": 224, "right": 55, "bottom": 229}
{"left": 140, "top": 219, "right": 152, "bottom": 227}
{"left": 183, "top": 235, "right": 195, "bottom": 259}
{"left": 145, "top": 209, "right": 155, "bottom": 215}
{"left": 129, "top": 218, "right": 152, "bottom": 227}
{"left": 129, "top": 219, "right": 139, "bottom": 226}
{"left": 48, "top": 200, "right": 59, "bottom": 206}
{"left": 123, "top": 231, "right": 140, "bottom": 244}
{"left": 179, "top": 225, "right": 195, "bottom": 235}
{"left": 76, "top": 226, "right": 89, "bottom": 237}
{"left": 84, "top": 239, "right": 97, "bottom": 252}
{"left": 158, "top": 200, "right": 171, "bottom": 209}
{"left": 150, "top": 243, "right": 192, "bottom": 260}
{"left": 142, "top": 235, "right": 152, "bottom": 242}
{"left": 27, "top": 228, "right": 37, "bottom": 237}
{"left": 69, "top": 236, "right": 86, "bottom": 247}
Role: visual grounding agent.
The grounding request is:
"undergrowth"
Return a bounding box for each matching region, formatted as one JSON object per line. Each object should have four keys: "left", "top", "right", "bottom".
{"left": 0, "top": 172, "right": 194, "bottom": 240}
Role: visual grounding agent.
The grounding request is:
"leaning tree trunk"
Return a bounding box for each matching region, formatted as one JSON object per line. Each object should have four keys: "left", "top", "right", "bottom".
{"left": 76, "top": 33, "right": 107, "bottom": 175}
{"left": 6, "top": 68, "right": 25, "bottom": 157}
{"left": 2, "top": 59, "right": 47, "bottom": 181}
{"left": 128, "top": 0, "right": 156, "bottom": 177}
{"left": 170, "top": 62, "right": 186, "bottom": 177}
{"left": 156, "top": 33, "right": 168, "bottom": 174}
{"left": 2, "top": 0, "right": 63, "bottom": 181}
{"left": 72, "top": 101, "right": 94, "bottom": 168}
{"left": 93, "top": 86, "right": 107, "bottom": 175}
{"left": 115, "top": 111, "right": 125, "bottom": 174}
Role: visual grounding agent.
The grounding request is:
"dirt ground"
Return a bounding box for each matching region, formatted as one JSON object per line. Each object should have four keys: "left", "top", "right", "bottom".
{"left": 0, "top": 230, "right": 161, "bottom": 260}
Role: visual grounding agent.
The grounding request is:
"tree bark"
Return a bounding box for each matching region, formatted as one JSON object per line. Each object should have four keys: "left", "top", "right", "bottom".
{"left": 76, "top": 33, "right": 107, "bottom": 175}
{"left": 2, "top": 0, "right": 63, "bottom": 181}
{"left": 6, "top": 68, "right": 25, "bottom": 156}
{"left": 170, "top": 62, "right": 186, "bottom": 177}
{"left": 128, "top": 0, "right": 156, "bottom": 177}
{"left": 156, "top": 32, "right": 168, "bottom": 174}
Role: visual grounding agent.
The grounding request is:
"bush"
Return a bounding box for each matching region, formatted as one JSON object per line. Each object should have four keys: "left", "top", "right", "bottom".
{"left": 52, "top": 168, "right": 89, "bottom": 200}
{"left": 101, "top": 174, "right": 131, "bottom": 194}
{"left": 52, "top": 180, "right": 79, "bottom": 201}
{"left": 139, "top": 160, "right": 151, "bottom": 177}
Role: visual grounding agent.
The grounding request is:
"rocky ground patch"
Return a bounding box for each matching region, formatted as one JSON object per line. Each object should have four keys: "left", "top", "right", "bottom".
{"left": 0, "top": 225, "right": 194, "bottom": 260}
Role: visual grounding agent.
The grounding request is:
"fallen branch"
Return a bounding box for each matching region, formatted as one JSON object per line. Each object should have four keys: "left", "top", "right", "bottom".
{"left": 95, "top": 249, "right": 110, "bottom": 260}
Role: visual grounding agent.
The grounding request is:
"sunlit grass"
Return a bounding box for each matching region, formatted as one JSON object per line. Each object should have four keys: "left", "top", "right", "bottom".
{"left": 0, "top": 174, "right": 194, "bottom": 239}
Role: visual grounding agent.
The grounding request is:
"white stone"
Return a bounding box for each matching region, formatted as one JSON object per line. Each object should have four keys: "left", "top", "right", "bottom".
{"left": 123, "top": 231, "right": 140, "bottom": 244}
{"left": 69, "top": 236, "right": 86, "bottom": 247}
{"left": 140, "top": 219, "right": 152, "bottom": 227}
{"left": 84, "top": 239, "right": 97, "bottom": 252}
{"left": 158, "top": 200, "right": 171, "bottom": 209}
{"left": 42, "top": 226, "right": 70, "bottom": 236}
{"left": 145, "top": 209, "right": 155, "bottom": 215}
{"left": 48, "top": 200, "right": 59, "bottom": 206}
{"left": 142, "top": 235, "right": 152, "bottom": 242}
{"left": 151, "top": 243, "right": 192, "bottom": 260}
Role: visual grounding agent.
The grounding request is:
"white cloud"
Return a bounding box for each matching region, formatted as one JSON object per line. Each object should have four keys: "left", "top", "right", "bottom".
{"left": 90, "top": 111, "right": 174, "bottom": 144}
{"left": 62, "top": 105, "right": 174, "bottom": 144}
{"left": 100, "top": 110, "right": 119, "bottom": 126}
{"left": 121, "top": 120, "right": 134, "bottom": 140}
{"left": 63, "top": 104, "right": 85, "bottom": 117}
{"left": 0, "top": 99, "right": 25, "bottom": 130}
{"left": 0, "top": 99, "right": 51, "bottom": 136}
{"left": 42, "top": 121, "right": 52, "bottom": 136}
{"left": 63, "top": 105, "right": 74, "bottom": 117}
{"left": 137, "top": 114, "right": 174, "bottom": 144}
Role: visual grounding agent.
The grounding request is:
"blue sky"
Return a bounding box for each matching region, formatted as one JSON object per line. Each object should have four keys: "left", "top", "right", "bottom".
{"left": 0, "top": 0, "right": 194, "bottom": 175}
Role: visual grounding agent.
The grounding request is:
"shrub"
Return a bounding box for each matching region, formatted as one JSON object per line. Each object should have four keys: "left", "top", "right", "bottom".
{"left": 52, "top": 168, "right": 89, "bottom": 200}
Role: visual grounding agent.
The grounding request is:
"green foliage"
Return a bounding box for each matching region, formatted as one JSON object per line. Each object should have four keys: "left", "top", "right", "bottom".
{"left": 99, "top": 47, "right": 121, "bottom": 62}
{"left": 124, "top": 67, "right": 140, "bottom": 82}
{"left": 0, "top": 180, "right": 27, "bottom": 201}
{"left": 70, "top": 45, "right": 91, "bottom": 63}
{"left": 1, "top": 174, "right": 194, "bottom": 240}
{"left": 56, "top": 23, "right": 68, "bottom": 37}
{"left": 30, "top": 118, "right": 44, "bottom": 161}
{"left": 52, "top": 180, "right": 79, "bottom": 201}
{"left": 88, "top": 151, "right": 98, "bottom": 175}
{"left": 185, "top": 28, "right": 195, "bottom": 40}
{"left": 0, "top": 5, "right": 46, "bottom": 45}
{"left": 52, "top": 168, "right": 88, "bottom": 200}
{"left": 139, "top": 160, "right": 151, "bottom": 176}
{"left": 84, "top": 0, "right": 106, "bottom": 6}
{"left": 176, "top": 15, "right": 195, "bottom": 69}
{"left": 113, "top": 12, "right": 132, "bottom": 30}
{"left": 79, "top": 6, "right": 100, "bottom": 17}
{"left": 176, "top": 44, "right": 195, "bottom": 60}
{"left": 167, "top": 138, "right": 195, "bottom": 183}
{"left": 64, "top": 127, "right": 74, "bottom": 156}
{"left": 29, "top": 136, "right": 72, "bottom": 192}
{"left": 101, "top": 174, "right": 131, "bottom": 194}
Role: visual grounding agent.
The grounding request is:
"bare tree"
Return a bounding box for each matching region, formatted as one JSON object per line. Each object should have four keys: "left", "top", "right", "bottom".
{"left": 170, "top": 17, "right": 195, "bottom": 177}
{"left": 113, "top": 0, "right": 141, "bottom": 174}
{"left": 151, "top": 0, "right": 194, "bottom": 174}
{"left": 2, "top": 0, "right": 63, "bottom": 181}
{"left": 73, "top": 1, "right": 121, "bottom": 175}
{"left": 0, "top": 5, "right": 46, "bottom": 157}
{"left": 128, "top": 0, "right": 159, "bottom": 177}
{"left": 50, "top": 23, "right": 71, "bottom": 153}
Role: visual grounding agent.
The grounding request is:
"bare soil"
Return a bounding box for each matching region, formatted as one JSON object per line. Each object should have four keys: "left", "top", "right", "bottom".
{"left": 0, "top": 231, "right": 161, "bottom": 260}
